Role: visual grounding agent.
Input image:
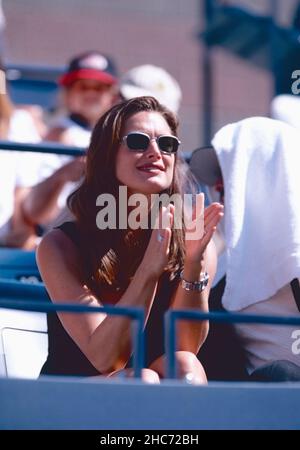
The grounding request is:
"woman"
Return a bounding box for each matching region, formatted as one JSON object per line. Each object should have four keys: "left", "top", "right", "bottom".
{"left": 37, "top": 96, "right": 223, "bottom": 383}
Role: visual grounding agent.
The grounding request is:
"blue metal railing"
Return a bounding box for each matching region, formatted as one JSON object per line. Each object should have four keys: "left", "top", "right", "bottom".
{"left": 0, "top": 298, "right": 145, "bottom": 378}
{"left": 165, "top": 309, "right": 300, "bottom": 378}
{"left": 0, "top": 140, "right": 85, "bottom": 157}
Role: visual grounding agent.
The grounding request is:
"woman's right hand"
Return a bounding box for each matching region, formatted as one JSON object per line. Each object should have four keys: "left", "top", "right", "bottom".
{"left": 140, "top": 205, "right": 174, "bottom": 280}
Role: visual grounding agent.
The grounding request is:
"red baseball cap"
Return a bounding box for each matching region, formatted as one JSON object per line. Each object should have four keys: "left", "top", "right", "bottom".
{"left": 59, "top": 51, "right": 118, "bottom": 87}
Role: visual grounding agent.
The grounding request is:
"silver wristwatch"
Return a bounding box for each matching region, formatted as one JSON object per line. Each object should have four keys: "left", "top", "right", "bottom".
{"left": 180, "top": 270, "right": 209, "bottom": 292}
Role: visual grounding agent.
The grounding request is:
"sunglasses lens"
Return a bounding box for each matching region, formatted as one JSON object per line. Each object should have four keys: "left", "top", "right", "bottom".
{"left": 125, "top": 133, "right": 179, "bottom": 153}
{"left": 126, "top": 133, "right": 149, "bottom": 151}
{"left": 158, "top": 136, "right": 179, "bottom": 153}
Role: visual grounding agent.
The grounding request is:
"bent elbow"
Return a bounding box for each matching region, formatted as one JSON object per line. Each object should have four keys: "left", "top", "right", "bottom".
{"left": 88, "top": 350, "right": 130, "bottom": 375}
{"left": 92, "top": 359, "right": 128, "bottom": 376}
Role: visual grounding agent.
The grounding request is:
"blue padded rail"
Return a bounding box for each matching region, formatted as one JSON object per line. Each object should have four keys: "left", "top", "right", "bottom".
{"left": 0, "top": 249, "right": 40, "bottom": 281}
{"left": 1, "top": 377, "right": 300, "bottom": 429}
{"left": 0, "top": 249, "right": 36, "bottom": 267}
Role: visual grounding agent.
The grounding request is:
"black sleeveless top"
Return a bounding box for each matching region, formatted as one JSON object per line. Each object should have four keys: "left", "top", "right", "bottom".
{"left": 40, "top": 222, "right": 180, "bottom": 376}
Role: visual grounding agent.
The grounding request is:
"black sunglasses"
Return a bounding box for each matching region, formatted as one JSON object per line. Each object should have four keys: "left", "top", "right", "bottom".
{"left": 122, "top": 131, "right": 180, "bottom": 154}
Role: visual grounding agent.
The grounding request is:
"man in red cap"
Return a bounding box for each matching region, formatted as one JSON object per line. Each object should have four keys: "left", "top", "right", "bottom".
{"left": 47, "top": 51, "right": 118, "bottom": 146}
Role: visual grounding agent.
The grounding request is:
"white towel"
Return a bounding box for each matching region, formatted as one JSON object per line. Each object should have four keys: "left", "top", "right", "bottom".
{"left": 271, "top": 95, "right": 300, "bottom": 131}
{"left": 212, "top": 117, "right": 300, "bottom": 311}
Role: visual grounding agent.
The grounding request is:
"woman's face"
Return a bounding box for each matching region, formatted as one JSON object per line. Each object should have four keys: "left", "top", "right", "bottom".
{"left": 115, "top": 111, "right": 176, "bottom": 195}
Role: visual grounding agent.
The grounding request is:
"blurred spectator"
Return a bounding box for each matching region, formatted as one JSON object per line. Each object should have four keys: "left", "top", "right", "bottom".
{"left": 190, "top": 117, "right": 300, "bottom": 381}
{"left": 46, "top": 50, "right": 118, "bottom": 146}
{"left": 0, "top": 64, "right": 46, "bottom": 248}
{"left": 119, "top": 64, "right": 182, "bottom": 114}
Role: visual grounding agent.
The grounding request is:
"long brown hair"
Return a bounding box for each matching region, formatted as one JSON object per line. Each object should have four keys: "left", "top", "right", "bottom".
{"left": 68, "top": 96, "right": 191, "bottom": 293}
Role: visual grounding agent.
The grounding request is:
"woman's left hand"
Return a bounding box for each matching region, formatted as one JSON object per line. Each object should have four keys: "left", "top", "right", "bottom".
{"left": 185, "top": 193, "right": 224, "bottom": 264}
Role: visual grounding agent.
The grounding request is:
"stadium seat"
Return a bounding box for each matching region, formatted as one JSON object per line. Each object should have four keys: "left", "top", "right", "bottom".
{"left": 0, "top": 310, "right": 47, "bottom": 378}
{"left": 0, "top": 277, "right": 48, "bottom": 378}
{"left": 0, "top": 248, "right": 40, "bottom": 282}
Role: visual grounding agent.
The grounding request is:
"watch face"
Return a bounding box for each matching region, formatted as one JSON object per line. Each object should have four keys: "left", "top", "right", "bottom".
{"left": 180, "top": 271, "right": 209, "bottom": 292}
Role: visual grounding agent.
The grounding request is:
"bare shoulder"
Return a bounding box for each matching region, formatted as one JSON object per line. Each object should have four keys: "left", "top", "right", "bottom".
{"left": 36, "top": 228, "right": 89, "bottom": 302}
{"left": 37, "top": 228, "right": 75, "bottom": 255}
{"left": 36, "top": 228, "right": 81, "bottom": 275}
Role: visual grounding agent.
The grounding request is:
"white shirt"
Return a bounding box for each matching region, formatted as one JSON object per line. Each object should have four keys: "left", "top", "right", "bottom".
{"left": 234, "top": 282, "right": 300, "bottom": 374}
{"left": 49, "top": 115, "right": 91, "bottom": 148}
{"left": 42, "top": 115, "right": 91, "bottom": 210}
